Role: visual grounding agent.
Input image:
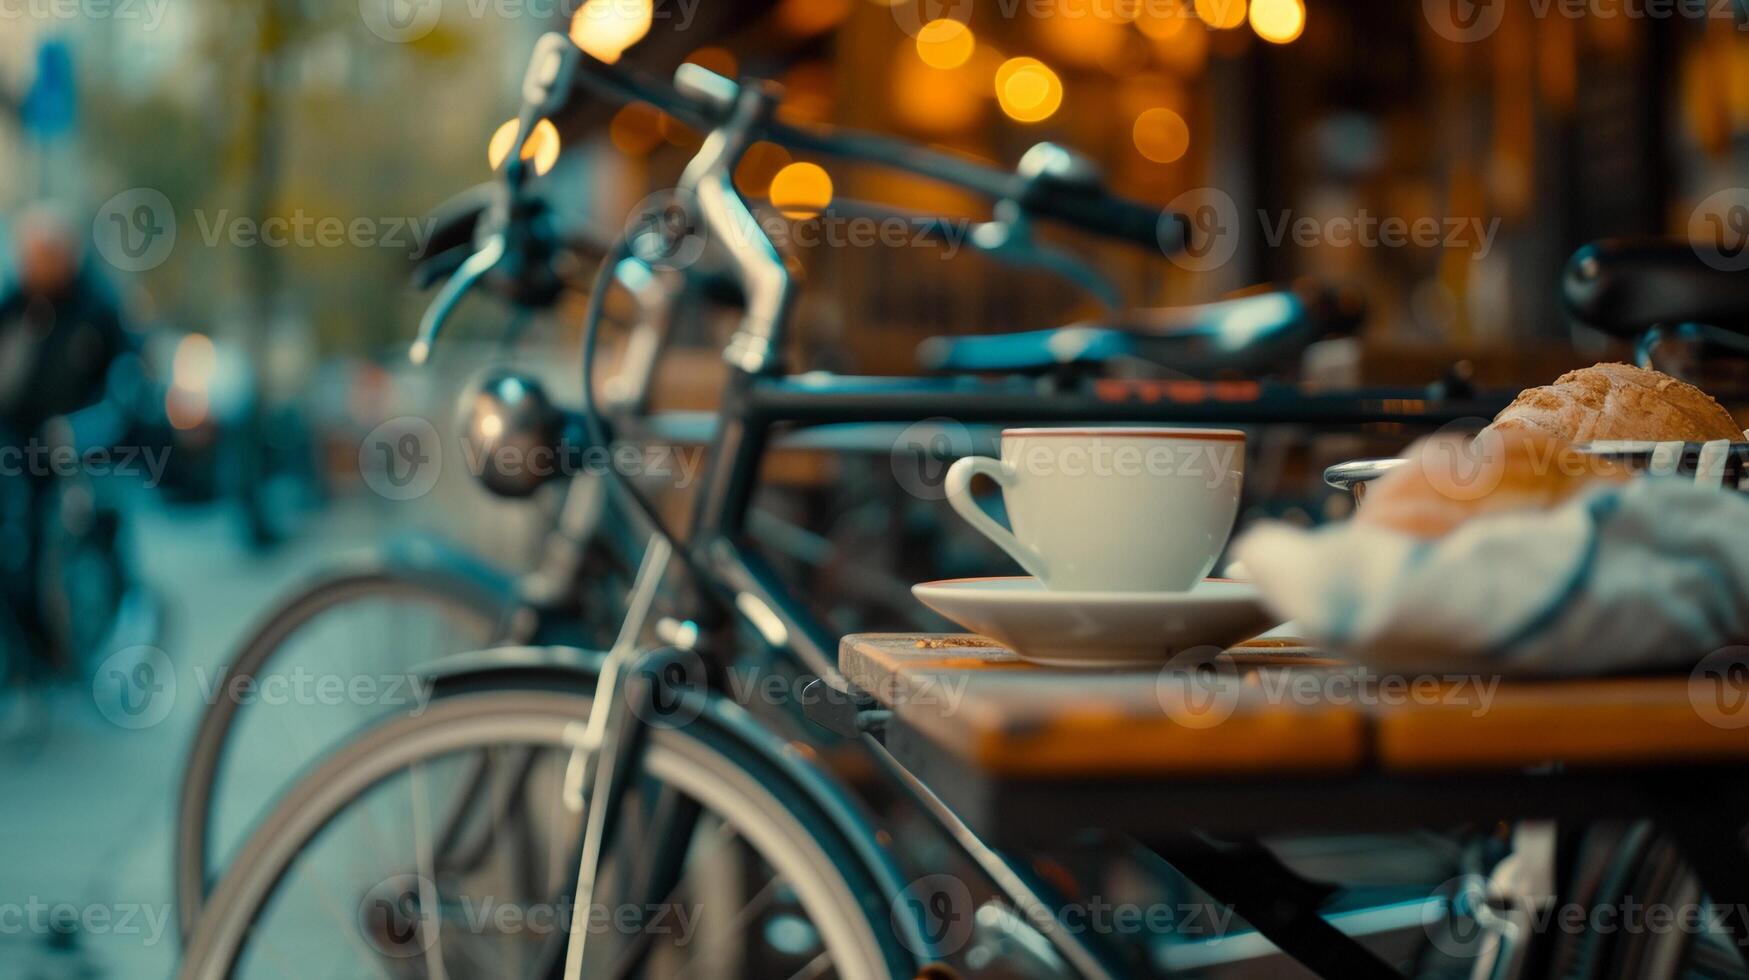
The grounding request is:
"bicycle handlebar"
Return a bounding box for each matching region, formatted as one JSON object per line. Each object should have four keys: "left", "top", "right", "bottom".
{"left": 570, "top": 46, "right": 1184, "bottom": 251}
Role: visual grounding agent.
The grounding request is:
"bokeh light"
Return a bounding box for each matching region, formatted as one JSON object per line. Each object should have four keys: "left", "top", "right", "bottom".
{"left": 487, "top": 118, "right": 562, "bottom": 175}
{"left": 769, "top": 162, "right": 835, "bottom": 219}
{"left": 684, "top": 46, "right": 739, "bottom": 78}
{"left": 778, "top": 0, "right": 851, "bottom": 36}
{"left": 568, "top": 0, "right": 653, "bottom": 64}
{"left": 1194, "top": 0, "right": 1248, "bottom": 30}
{"left": 1249, "top": 0, "right": 1305, "bottom": 43}
{"left": 916, "top": 19, "right": 976, "bottom": 70}
{"left": 893, "top": 48, "right": 985, "bottom": 133}
{"left": 735, "top": 141, "right": 795, "bottom": 197}
{"left": 609, "top": 104, "right": 664, "bottom": 156}
{"left": 995, "top": 57, "right": 1064, "bottom": 123}
{"left": 1132, "top": 107, "right": 1191, "bottom": 163}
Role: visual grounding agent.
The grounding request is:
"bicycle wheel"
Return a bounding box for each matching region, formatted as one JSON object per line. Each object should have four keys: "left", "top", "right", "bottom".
{"left": 175, "top": 568, "right": 510, "bottom": 940}
{"left": 179, "top": 687, "right": 918, "bottom": 979}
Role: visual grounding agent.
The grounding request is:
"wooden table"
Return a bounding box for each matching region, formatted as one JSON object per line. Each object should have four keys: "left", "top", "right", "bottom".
{"left": 838, "top": 633, "right": 1749, "bottom": 978}
{"left": 840, "top": 631, "right": 1749, "bottom": 848}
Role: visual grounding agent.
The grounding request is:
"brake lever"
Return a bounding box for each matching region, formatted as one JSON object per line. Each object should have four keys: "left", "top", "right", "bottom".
{"left": 408, "top": 34, "right": 583, "bottom": 366}
{"left": 973, "top": 203, "right": 1124, "bottom": 311}
{"left": 409, "top": 233, "right": 505, "bottom": 365}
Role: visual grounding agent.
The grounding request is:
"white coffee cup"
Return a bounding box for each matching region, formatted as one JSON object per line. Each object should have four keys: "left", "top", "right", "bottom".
{"left": 944, "top": 427, "right": 1245, "bottom": 592}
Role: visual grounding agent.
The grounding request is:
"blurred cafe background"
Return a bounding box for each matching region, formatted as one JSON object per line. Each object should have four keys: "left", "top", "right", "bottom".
{"left": 3, "top": 0, "right": 1749, "bottom": 975}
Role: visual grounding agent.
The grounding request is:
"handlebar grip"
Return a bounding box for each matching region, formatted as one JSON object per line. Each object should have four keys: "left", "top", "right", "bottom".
{"left": 1563, "top": 237, "right": 1749, "bottom": 338}
{"left": 1017, "top": 179, "right": 1186, "bottom": 252}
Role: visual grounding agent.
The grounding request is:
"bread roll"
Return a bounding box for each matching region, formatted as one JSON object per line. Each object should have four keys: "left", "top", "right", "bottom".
{"left": 1485, "top": 362, "right": 1741, "bottom": 443}
{"left": 1358, "top": 430, "right": 1629, "bottom": 539}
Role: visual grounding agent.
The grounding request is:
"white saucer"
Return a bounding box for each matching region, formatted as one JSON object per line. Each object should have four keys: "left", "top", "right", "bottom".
{"left": 911, "top": 577, "right": 1278, "bottom": 668}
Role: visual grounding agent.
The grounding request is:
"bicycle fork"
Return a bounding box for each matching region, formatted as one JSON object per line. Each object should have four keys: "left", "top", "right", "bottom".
{"left": 559, "top": 535, "right": 675, "bottom": 980}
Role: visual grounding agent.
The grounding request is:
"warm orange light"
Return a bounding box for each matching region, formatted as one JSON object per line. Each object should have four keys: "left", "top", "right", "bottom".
{"left": 777, "top": 0, "right": 850, "bottom": 36}
{"left": 735, "top": 141, "right": 794, "bottom": 197}
{"left": 684, "top": 46, "right": 738, "bottom": 78}
{"left": 1134, "top": 5, "right": 1190, "bottom": 40}
{"left": 995, "top": 57, "right": 1063, "bottom": 123}
{"left": 1151, "top": 21, "right": 1209, "bottom": 74}
{"left": 1248, "top": 0, "right": 1303, "bottom": 43}
{"left": 892, "top": 49, "right": 984, "bottom": 133}
{"left": 916, "top": 19, "right": 975, "bottom": 69}
{"left": 569, "top": 0, "right": 652, "bottom": 64}
{"left": 1194, "top": 0, "right": 1247, "bottom": 30}
{"left": 488, "top": 118, "right": 561, "bottom": 175}
{"left": 1033, "top": 13, "right": 1127, "bottom": 68}
{"left": 609, "top": 104, "right": 664, "bottom": 155}
{"left": 172, "top": 333, "right": 217, "bottom": 393}
{"left": 1132, "top": 107, "right": 1190, "bottom": 163}
{"left": 768, "top": 162, "right": 834, "bottom": 219}
{"left": 166, "top": 389, "right": 209, "bottom": 431}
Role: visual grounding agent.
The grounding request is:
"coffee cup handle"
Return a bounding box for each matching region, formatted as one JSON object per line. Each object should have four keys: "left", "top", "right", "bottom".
{"left": 945, "top": 456, "right": 1049, "bottom": 583}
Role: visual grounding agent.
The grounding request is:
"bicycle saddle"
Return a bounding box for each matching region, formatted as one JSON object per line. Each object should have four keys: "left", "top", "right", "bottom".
{"left": 1564, "top": 237, "right": 1749, "bottom": 338}
{"left": 917, "top": 280, "right": 1364, "bottom": 377}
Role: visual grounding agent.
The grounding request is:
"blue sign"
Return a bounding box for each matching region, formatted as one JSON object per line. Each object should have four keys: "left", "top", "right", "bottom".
{"left": 21, "top": 38, "right": 77, "bottom": 141}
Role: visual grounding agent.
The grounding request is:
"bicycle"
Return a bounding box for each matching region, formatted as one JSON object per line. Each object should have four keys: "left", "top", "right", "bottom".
{"left": 178, "top": 32, "right": 1523, "bottom": 980}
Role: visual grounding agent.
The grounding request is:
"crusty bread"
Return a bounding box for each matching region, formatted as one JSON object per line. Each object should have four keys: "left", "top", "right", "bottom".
{"left": 1485, "top": 362, "right": 1742, "bottom": 443}
{"left": 1359, "top": 430, "right": 1629, "bottom": 539}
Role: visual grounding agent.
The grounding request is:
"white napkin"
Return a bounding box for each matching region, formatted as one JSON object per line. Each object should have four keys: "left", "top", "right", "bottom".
{"left": 1232, "top": 477, "right": 1749, "bottom": 674}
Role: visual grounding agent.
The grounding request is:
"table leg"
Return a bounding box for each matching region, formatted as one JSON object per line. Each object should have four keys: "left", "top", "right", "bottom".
{"left": 1152, "top": 835, "right": 1408, "bottom": 980}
